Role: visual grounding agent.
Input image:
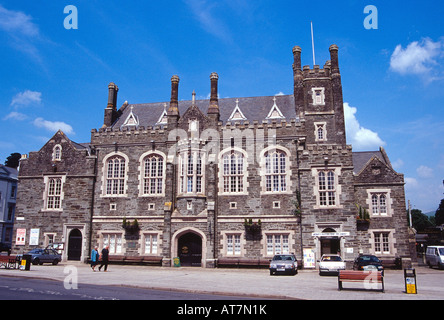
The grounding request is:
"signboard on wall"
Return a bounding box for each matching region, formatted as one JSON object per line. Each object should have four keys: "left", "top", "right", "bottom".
{"left": 303, "top": 248, "right": 316, "bottom": 269}
{"left": 16, "top": 229, "right": 26, "bottom": 245}
{"left": 29, "top": 229, "right": 40, "bottom": 246}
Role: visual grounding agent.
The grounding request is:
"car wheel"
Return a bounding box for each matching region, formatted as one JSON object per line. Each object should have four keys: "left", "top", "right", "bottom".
{"left": 32, "top": 258, "right": 39, "bottom": 265}
{"left": 269, "top": 270, "right": 274, "bottom": 276}
{"left": 52, "top": 259, "right": 59, "bottom": 265}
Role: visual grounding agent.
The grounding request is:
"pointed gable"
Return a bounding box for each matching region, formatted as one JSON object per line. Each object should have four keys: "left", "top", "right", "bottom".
{"left": 354, "top": 154, "right": 404, "bottom": 184}
{"left": 121, "top": 106, "right": 139, "bottom": 128}
{"left": 228, "top": 99, "right": 247, "bottom": 122}
{"left": 265, "top": 97, "right": 285, "bottom": 120}
{"left": 156, "top": 103, "right": 168, "bottom": 125}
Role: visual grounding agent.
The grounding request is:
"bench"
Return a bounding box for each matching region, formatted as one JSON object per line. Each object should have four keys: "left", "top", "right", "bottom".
{"left": 381, "top": 258, "right": 401, "bottom": 270}
{"left": 338, "top": 270, "right": 384, "bottom": 292}
{"left": 0, "top": 255, "right": 19, "bottom": 269}
{"left": 105, "top": 255, "right": 163, "bottom": 266}
{"left": 217, "top": 258, "right": 270, "bottom": 268}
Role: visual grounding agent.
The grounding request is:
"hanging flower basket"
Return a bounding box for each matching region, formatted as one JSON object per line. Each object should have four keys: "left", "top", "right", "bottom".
{"left": 244, "top": 219, "right": 262, "bottom": 240}
{"left": 122, "top": 218, "right": 140, "bottom": 234}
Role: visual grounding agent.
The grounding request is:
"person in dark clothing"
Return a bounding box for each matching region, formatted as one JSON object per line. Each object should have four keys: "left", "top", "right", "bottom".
{"left": 98, "top": 246, "right": 109, "bottom": 271}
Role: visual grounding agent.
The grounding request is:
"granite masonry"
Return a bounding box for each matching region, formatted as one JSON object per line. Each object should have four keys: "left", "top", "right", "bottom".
{"left": 12, "top": 45, "right": 416, "bottom": 269}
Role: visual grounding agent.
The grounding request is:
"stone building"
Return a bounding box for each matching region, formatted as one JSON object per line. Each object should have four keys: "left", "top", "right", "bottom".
{"left": 0, "top": 164, "right": 18, "bottom": 250}
{"left": 13, "top": 45, "right": 415, "bottom": 268}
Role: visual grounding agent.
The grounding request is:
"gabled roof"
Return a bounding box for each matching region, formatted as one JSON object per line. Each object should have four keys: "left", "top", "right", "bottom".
{"left": 352, "top": 147, "right": 392, "bottom": 175}
{"left": 111, "top": 94, "right": 297, "bottom": 128}
{"left": 227, "top": 99, "right": 247, "bottom": 121}
{"left": 0, "top": 164, "right": 18, "bottom": 180}
{"left": 121, "top": 106, "right": 139, "bottom": 128}
{"left": 265, "top": 97, "right": 285, "bottom": 120}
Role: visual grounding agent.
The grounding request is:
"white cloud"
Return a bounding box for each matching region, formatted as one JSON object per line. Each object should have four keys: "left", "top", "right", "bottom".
{"left": 405, "top": 177, "right": 419, "bottom": 190}
{"left": 33, "top": 117, "right": 75, "bottom": 135}
{"left": 390, "top": 37, "right": 444, "bottom": 81}
{"left": 416, "top": 165, "right": 434, "bottom": 178}
{"left": 3, "top": 111, "right": 28, "bottom": 121}
{"left": 391, "top": 158, "right": 404, "bottom": 171}
{"left": 343, "top": 102, "right": 385, "bottom": 151}
{"left": 0, "top": 5, "right": 39, "bottom": 37}
{"left": 274, "top": 92, "right": 285, "bottom": 96}
{"left": 184, "top": 0, "right": 232, "bottom": 43}
{"left": 10, "top": 90, "right": 42, "bottom": 107}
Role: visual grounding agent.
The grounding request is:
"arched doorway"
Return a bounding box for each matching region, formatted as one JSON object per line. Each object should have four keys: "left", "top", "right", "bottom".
{"left": 67, "top": 229, "right": 82, "bottom": 261}
{"left": 178, "top": 232, "right": 202, "bottom": 267}
{"left": 320, "top": 228, "right": 340, "bottom": 256}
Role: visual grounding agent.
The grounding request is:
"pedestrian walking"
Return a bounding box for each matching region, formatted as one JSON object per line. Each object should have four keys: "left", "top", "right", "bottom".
{"left": 90, "top": 247, "right": 99, "bottom": 271}
{"left": 98, "top": 246, "right": 109, "bottom": 272}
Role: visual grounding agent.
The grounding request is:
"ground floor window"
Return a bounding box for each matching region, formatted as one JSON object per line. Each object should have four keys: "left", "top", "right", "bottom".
{"left": 374, "top": 232, "right": 390, "bottom": 254}
{"left": 103, "top": 233, "right": 123, "bottom": 254}
{"left": 266, "top": 234, "right": 289, "bottom": 256}
{"left": 226, "top": 234, "right": 241, "bottom": 255}
{"left": 144, "top": 234, "right": 158, "bottom": 255}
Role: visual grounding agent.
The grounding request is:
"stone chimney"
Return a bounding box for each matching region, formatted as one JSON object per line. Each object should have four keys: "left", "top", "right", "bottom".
{"left": 207, "top": 72, "right": 220, "bottom": 123}
{"left": 168, "top": 75, "right": 180, "bottom": 117}
{"left": 104, "top": 82, "right": 118, "bottom": 127}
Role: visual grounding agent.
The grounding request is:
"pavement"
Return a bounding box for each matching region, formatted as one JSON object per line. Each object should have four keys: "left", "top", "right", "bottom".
{"left": 0, "top": 263, "right": 443, "bottom": 300}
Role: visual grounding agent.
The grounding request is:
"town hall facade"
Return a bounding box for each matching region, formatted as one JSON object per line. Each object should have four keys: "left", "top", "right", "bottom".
{"left": 12, "top": 45, "right": 415, "bottom": 268}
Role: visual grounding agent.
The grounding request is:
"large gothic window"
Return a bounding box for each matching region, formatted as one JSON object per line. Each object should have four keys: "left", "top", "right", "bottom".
{"left": 178, "top": 150, "right": 205, "bottom": 195}
{"left": 264, "top": 150, "right": 287, "bottom": 192}
{"left": 222, "top": 152, "right": 245, "bottom": 193}
{"left": 142, "top": 154, "right": 164, "bottom": 195}
{"left": 104, "top": 155, "right": 127, "bottom": 196}
{"left": 44, "top": 176, "right": 65, "bottom": 210}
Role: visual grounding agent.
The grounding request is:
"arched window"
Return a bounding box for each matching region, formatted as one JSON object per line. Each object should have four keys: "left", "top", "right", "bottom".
{"left": 105, "top": 156, "right": 126, "bottom": 195}
{"left": 222, "top": 152, "right": 245, "bottom": 193}
{"left": 264, "top": 150, "right": 287, "bottom": 192}
{"left": 142, "top": 154, "right": 164, "bottom": 195}
{"left": 52, "top": 145, "right": 62, "bottom": 161}
{"left": 178, "top": 150, "right": 205, "bottom": 195}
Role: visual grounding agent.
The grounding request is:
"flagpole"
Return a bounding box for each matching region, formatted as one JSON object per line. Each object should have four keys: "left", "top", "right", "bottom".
{"left": 311, "top": 21, "right": 316, "bottom": 66}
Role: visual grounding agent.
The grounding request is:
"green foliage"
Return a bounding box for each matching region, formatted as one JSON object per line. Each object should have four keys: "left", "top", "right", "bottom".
{"left": 356, "top": 204, "right": 370, "bottom": 221}
{"left": 435, "top": 199, "right": 444, "bottom": 226}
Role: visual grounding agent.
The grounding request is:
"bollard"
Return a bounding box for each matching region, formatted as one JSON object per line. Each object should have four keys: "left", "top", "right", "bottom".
{"left": 404, "top": 268, "right": 417, "bottom": 294}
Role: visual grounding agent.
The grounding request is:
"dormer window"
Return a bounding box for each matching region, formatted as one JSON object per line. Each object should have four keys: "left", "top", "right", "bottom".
{"left": 311, "top": 87, "right": 325, "bottom": 106}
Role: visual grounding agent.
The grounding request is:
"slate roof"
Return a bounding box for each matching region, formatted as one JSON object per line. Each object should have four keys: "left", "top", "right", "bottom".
{"left": 352, "top": 150, "right": 391, "bottom": 175}
{"left": 112, "top": 95, "right": 298, "bottom": 128}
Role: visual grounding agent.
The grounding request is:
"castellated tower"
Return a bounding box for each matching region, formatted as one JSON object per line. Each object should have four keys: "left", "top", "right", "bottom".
{"left": 293, "top": 44, "right": 346, "bottom": 146}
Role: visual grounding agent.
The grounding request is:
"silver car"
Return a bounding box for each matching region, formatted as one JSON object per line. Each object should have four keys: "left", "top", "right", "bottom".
{"left": 269, "top": 254, "right": 298, "bottom": 275}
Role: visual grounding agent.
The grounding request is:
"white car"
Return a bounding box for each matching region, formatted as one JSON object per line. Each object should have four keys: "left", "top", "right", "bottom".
{"left": 319, "top": 254, "right": 346, "bottom": 275}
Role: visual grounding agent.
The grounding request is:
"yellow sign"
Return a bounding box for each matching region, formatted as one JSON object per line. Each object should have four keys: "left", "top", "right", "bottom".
{"left": 406, "top": 278, "right": 417, "bottom": 294}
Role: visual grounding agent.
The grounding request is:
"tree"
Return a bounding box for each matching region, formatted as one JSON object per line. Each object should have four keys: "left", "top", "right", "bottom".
{"left": 407, "top": 209, "right": 434, "bottom": 231}
{"left": 435, "top": 199, "right": 444, "bottom": 226}
{"left": 4, "top": 152, "right": 21, "bottom": 169}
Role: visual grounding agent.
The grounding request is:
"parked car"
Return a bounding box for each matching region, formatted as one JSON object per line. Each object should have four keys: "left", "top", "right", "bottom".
{"left": 269, "top": 254, "right": 298, "bottom": 275}
{"left": 319, "top": 254, "right": 346, "bottom": 275}
{"left": 25, "top": 248, "right": 62, "bottom": 265}
{"left": 353, "top": 254, "right": 383, "bottom": 273}
{"left": 425, "top": 246, "right": 444, "bottom": 269}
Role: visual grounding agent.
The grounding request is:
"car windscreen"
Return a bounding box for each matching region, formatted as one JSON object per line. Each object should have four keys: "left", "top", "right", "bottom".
{"left": 273, "top": 255, "right": 294, "bottom": 261}
{"left": 439, "top": 248, "right": 444, "bottom": 255}
{"left": 360, "top": 256, "right": 379, "bottom": 262}
{"left": 322, "top": 256, "right": 342, "bottom": 261}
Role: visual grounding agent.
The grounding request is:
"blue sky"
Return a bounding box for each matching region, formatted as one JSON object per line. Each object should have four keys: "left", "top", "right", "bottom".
{"left": 0, "top": 1, "right": 443, "bottom": 212}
